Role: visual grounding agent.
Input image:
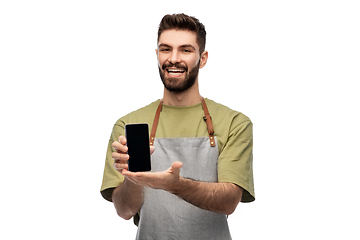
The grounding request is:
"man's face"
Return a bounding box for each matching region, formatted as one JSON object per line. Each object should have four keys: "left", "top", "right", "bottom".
{"left": 156, "top": 29, "right": 205, "bottom": 92}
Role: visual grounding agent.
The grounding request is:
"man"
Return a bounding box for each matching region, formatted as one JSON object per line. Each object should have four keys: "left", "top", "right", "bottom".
{"left": 101, "top": 13, "right": 255, "bottom": 239}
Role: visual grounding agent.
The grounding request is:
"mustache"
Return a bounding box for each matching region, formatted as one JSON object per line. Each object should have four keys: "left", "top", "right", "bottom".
{"left": 162, "top": 62, "right": 188, "bottom": 71}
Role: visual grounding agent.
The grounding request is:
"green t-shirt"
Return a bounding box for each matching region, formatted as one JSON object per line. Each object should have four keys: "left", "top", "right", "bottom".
{"left": 101, "top": 98, "right": 255, "bottom": 203}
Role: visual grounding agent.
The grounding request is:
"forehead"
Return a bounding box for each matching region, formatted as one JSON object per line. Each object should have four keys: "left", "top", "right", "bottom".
{"left": 158, "top": 29, "right": 198, "bottom": 49}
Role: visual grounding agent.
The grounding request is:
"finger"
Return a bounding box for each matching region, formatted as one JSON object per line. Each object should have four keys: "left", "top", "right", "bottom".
{"left": 121, "top": 170, "right": 136, "bottom": 178}
{"left": 111, "top": 152, "right": 129, "bottom": 162}
{"left": 170, "top": 161, "right": 183, "bottom": 175}
{"left": 150, "top": 146, "right": 155, "bottom": 155}
{"left": 113, "top": 163, "right": 123, "bottom": 173}
{"left": 113, "top": 162, "right": 128, "bottom": 171}
{"left": 121, "top": 169, "right": 132, "bottom": 178}
{"left": 121, "top": 170, "right": 145, "bottom": 181}
{"left": 118, "top": 135, "right": 127, "bottom": 145}
{"left": 112, "top": 141, "right": 128, "bottom": 153}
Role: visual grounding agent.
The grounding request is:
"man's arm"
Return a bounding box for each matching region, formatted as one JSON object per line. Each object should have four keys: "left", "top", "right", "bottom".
{"left": 111, "top": 135, "right": 155, "bottom": 220}
{"left": 171, "top": 177, "right": 243, "bottom": 215}
{"left": 112, "top": 178, "right": 144, "bottom": 220}
{"left": 122, "top": 161, "right": 243, "bottom": 215}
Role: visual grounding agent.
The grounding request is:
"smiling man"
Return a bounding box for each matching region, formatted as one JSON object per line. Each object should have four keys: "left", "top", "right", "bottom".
{"left": 101, "top": 13, "right": 255, "bottom": 240}
{"left": 157, "top": 30, "right": 204, "bottom": 94}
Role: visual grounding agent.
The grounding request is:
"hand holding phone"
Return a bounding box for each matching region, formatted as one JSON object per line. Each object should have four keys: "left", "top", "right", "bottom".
{"left": 125, "top": 123, "right": 151, "bottom": 172}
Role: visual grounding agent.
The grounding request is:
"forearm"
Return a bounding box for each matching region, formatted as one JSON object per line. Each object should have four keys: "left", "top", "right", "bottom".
{"left": 112, "top": 178, "right": 144, "bottom": 220}
{"left": 170, "top": 177, "right": 243, "bottom": 215}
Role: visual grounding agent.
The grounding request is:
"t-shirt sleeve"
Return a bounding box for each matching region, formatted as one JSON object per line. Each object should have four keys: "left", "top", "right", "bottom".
{"left": 100, "top": 121, "right": 126, "bottom": 202}
{"left": 217, "top": 115, "right": 255, "bottom": 203}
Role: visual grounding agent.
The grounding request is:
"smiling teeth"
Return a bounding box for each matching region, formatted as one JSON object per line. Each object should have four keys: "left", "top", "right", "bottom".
{"left": 168, "top": 69, "right": 184, "bottom": 73}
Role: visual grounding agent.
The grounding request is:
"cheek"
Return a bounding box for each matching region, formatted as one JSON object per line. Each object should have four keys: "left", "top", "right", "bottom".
{"left": 187, "top": 57, "right": 201, "bottom": 69}
{"left": 157, "top": 56, "right": 167, "bottom": 67}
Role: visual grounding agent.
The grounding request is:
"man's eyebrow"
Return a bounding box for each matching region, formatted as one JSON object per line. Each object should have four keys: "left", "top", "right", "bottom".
{"left": 158, "top": 43, "right": 172, "bottom": 48}
{"left": 158, "top": 43, "right": 196, "bottom": 50}
{"left": 179, "top": 44, "right": 196, "bottom": 50}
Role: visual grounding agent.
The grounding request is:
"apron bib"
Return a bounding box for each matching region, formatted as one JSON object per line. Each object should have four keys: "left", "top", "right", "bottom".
{"left": 136, "top": 98, "right": 232, "bottom": 240}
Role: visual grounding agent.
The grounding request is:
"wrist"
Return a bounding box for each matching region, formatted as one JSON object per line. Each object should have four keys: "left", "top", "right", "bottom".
{"left": 168, "top": 176, "right": 184, "bottom": 194}
{"left": 123, "top": 177, "right": 143, "bottom": 190}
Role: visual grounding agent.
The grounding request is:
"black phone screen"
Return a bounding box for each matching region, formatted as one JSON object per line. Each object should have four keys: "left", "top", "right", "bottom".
{"left": 125, "top": 123, "right": 151, "bottom": 172}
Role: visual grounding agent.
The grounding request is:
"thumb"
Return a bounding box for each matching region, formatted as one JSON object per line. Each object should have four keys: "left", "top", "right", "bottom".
{"left": 150, "top": 146, "right": 155, "bottom": 155}
{"left": 170, "top": 161, "right": 183, "bottom": 175}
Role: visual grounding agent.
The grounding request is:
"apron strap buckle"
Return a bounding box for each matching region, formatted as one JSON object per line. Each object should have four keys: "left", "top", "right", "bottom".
{"left": 201, "top": 98, "right": 216, "bottom": 147}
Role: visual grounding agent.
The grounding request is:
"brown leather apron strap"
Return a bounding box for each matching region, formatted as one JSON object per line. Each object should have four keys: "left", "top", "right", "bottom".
{"left": 149, "top": 97, "right": 216, "bottom": 147}
{"left": 201, "top": 97, "right": 216, "bottom": 147}
{"left": 149, "top": 99, "right": 163, "bottom": 146}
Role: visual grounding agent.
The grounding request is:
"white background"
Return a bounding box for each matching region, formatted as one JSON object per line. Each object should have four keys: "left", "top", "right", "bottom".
{"left": 1, "top": 0, "right": 359, "bottom": 239}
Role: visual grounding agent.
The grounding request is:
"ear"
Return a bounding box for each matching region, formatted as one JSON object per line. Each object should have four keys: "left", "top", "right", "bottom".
{"left": 155, "top": 49, "right": 160, "bottom": 64}
{"left": 199, "top": 51, "right": 208, "bottom": 69}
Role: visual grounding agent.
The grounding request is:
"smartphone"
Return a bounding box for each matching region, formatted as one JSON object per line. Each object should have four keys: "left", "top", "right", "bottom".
{"left": 125, "top": 123, "right": 151, "bottom": 172}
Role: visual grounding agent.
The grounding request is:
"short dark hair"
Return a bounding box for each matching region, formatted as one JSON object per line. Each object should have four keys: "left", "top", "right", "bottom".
{"left": 157, "top": 13, "right": 206, "bottom": 54}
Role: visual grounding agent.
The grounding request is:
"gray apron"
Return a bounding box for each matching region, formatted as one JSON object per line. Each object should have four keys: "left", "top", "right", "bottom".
{"left": 136, "top": 98, "right": 232, "bottom": 240}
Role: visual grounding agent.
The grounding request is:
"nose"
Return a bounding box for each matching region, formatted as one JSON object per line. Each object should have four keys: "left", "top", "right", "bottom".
{"left": 168, "top": 50, "right": 181, "bottom": 64}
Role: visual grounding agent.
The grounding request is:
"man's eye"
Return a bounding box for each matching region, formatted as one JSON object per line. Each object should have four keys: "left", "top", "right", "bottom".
{"left": 161, "top": 48, "right": 170, "bottom": 52}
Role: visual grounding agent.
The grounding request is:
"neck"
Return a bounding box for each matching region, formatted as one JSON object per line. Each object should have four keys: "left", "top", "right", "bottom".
{"left": 162, "top": 81, "right": 201, "bottom": 106}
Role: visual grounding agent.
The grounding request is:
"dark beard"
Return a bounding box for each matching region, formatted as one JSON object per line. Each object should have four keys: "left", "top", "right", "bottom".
{"left": 158, "top": 61, "right": 200, "bottom": 92}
